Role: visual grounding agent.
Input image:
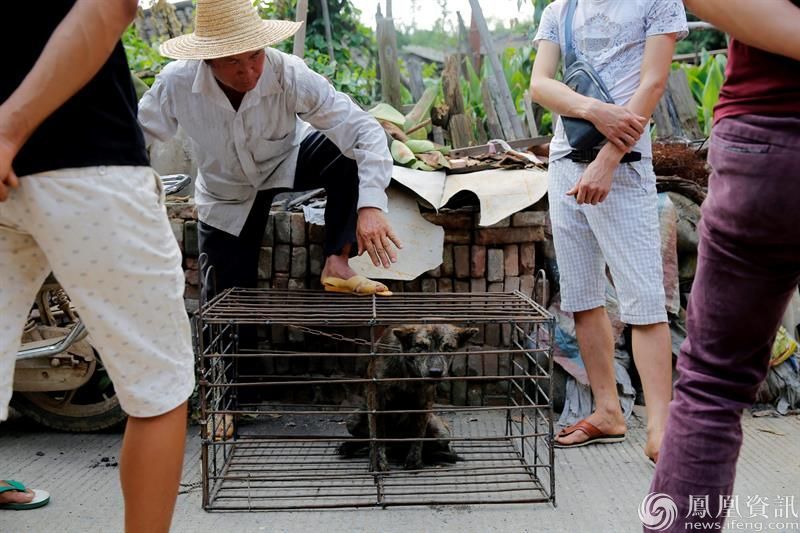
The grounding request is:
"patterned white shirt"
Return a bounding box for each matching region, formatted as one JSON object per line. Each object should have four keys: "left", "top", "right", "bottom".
{"left": 534, "top": 0, "right": 688, "bottom": 162}
{"left": 138, "top": 47, "right": 391, "bottom": 236}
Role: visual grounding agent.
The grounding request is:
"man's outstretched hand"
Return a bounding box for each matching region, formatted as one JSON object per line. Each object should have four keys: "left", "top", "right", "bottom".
{"left": 0, "top": 136, "right": 20, "bottom": 202}
{"left": 356, "top": 207, "right": 403, "bottom": 268}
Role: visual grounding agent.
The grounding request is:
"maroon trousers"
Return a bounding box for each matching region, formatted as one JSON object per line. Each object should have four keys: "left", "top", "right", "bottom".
{"left": 647, "top": 114, "right": 800, "bottom": 532}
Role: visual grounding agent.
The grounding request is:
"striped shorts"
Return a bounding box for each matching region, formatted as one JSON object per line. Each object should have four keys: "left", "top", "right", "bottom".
{"left": 548, "top": 157, "right": 667, "bottom": 325}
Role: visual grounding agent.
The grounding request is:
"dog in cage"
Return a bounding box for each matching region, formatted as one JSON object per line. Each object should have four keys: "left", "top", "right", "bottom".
{"left": 338, "top": 324, "right": 478, "bottom": 471}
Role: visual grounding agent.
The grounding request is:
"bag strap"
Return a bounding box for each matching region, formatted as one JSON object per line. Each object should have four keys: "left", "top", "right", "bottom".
{"left": 564, "top": 0, "right": 579, "bottom": 67}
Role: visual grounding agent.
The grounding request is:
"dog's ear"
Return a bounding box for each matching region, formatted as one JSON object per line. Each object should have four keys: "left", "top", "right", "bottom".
{"left": 456, "top": 327, "right": 479, "bottom": 346}
{"left": 392, "top": 326, "right": 417, "bottom": 350}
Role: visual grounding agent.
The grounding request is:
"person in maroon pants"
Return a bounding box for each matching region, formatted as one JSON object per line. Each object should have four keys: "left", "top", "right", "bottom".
{"left": 646, "top": 1, "right": 800, "bottom": 531}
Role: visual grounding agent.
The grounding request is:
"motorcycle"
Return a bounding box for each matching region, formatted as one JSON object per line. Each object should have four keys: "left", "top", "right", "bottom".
{"left": 9, "top": 174, "right": 192, "bottom": 432}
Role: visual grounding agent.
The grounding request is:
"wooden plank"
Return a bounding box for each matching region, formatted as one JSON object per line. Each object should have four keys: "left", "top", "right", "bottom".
{"left": 523, "top": 92, "right": 539, "bottom": 137}
{"left": 442, "top": 55, "right": 465, "bottom": 116}
{"left": 481, "top": 78, "right": 504, "bottom": 140}
{"left": 487, "top": 75, "right": 515, "bottom": 140}
{"left": 468, "top": 0, "right": 525, "bottom": 140}
{"left": 376, "top": 15, "right": 403, "bottom": 108}
{"left": 449, "top": 136, "right": 551, "bottom": 158}
{"left": 406, "top": 58, "right": 425, "bottom": 101}
{"left": 653, "top": 69, "right": 703, "bottom": 141}
{"left": 449, "top": 113, "right": 474, "bottom": 149}
{"left": 292, "top": 0, "right": 309, "bottom": 58}
{"left": 319, "top": 0, "right": 335, "bottom": 62}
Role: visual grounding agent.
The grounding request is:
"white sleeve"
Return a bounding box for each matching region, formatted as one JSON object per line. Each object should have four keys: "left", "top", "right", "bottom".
{"left": 289, "top": 58, "right": 391, "bottom": 212}
{"left": 137, "top": 74, "right": 179, "bottom": 150}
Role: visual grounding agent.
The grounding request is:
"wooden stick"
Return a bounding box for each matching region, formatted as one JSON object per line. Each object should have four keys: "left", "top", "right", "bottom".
{"left": 468, "top": 0, "right": 525, "bottom": 140}
{"left": 406, "top": 118, "right": 432, "bottom": 135}
{"left": 293, "top": 0, "right": 309, "bottom": 58}
{"left": 319, "top": 0, "right": 335, "bottom": 63}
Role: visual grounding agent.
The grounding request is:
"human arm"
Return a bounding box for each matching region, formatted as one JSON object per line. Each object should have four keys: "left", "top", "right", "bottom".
{"left": 684, "top": 0, "right": 800, "bottom": 61}
{"left": 138, "top": 73, "right": 181, "bottom": 152}
{"left": 529, "top": 42, "right": 648, "bottom": 152}
{"left": 568, "top": 33, "right": 678, "bottom": 204}
{"left": 290, "top": 59, "right": 402, "bottom": 267}
{"left": 0, "top": 0, "right": 138, "bottom": 201}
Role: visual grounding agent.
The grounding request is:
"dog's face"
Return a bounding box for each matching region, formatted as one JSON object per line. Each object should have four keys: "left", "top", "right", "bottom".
{"left": 391, "top": 325, "right": 479, "bottom": 378}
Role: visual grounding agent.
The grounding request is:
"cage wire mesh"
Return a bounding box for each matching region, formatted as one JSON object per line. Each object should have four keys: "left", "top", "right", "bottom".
{"left": 196, "top": 288, "right": 555, "bottom": 511}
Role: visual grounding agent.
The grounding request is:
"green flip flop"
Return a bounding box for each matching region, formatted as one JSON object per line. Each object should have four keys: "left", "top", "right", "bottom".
{"left": 0, "top": 480, "right": 50, "bottom": 511}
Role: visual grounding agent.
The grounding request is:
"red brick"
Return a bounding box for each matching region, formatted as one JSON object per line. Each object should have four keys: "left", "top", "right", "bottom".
{"left": 470, "top": 278, "right": 486, "bottom": 293}
{"left": 404, "top": 279, "right": 422, "bottom": 292}
{"left": 520, "top": 274, "right": 535, "bottom": 299}
{"left": 470, "top": 245, "right": 486, "bottom": 278}
{"left": 290, "top": 213, "right": 307, "bottom": 246}
{"left": 437, "top": 278, "right": 453, "bottom": 292}
{"left": 455, "top": 281, "right": 470, "bottom": 293}
{"left": 184, "top": 268, "right": 199, "bottom": 286}
{"left": 487, "top": 282, "right": 504, "bottom": 293}
{"left": 258, "top": 247, "right": 273, "bottom": 280}
{"left": 426, "top": 266, "right": 442, "bottom": 278}
{"left": 512, "top": 211, "right": 547, "bottom": 227}
{"left": 520, "top": 243, "right": 536, "bottom": 275}
{"left": 274, "top": 245, "right": 291, "bottom": 273}
{"left": 454, "top": 245, "right": 470, "bottom": 279}
{"left": 184, "top": 257, "right": 199, "bottom": 270}
{"left": 487, "top": 249, "right": 504, "bottom": 282}
{"left": 504, "top": 276, "right": 521, "bottom": 293}
{"left": 504, "top": 245, "right": 519, "bottom": 277}
{"left": 444, "top": 230, "right": 472, "bottom": 245}
{"left": 421, "top": 211, "right": 474, "bottom": 230}
{"left": 475, "top": 227, "right": 545, "bottom": 245}
{"left": 441, "top": 244, "right": 454, "bottom": 277}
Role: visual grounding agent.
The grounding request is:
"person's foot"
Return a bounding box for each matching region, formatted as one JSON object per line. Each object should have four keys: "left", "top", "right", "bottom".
{"left": 0, "top": 481, "right": 34, "bottom": 506}
{"left": 321, "top": 255, "right": 388, "bottom": 293}
{"left": 555, "top": 409, "right": 626, "bottom": 446}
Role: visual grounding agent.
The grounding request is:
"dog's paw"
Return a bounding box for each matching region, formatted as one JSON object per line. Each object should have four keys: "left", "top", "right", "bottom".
{"left": 403, "top": 455, "right": 424, "bottom": 470}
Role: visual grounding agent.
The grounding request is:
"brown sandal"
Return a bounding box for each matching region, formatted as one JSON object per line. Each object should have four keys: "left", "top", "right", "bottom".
{"left": 554, "top": 419, "right": 626, "bottom": 448}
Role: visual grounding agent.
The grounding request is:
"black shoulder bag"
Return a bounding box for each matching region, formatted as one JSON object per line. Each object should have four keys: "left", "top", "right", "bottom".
{"left": 561, "top": 0, "right": 614, "bottom": 150}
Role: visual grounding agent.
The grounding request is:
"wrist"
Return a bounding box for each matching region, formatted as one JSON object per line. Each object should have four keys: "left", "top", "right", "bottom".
{"left": 597, "top": 143, "right": 625, "bottom": 166}
{"left": 579, "top": 98, "right": 599, "bottom": 123}
{"left": 0, "top": 107, "right": 31, "bottom": 153}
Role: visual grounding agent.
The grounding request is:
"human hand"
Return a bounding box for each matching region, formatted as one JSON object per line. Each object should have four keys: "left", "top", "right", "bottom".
{"left": 0, "top": 136, "right": 20, "bottom": 202}
{"left": 356, "top": 207, "right": 403, "bottom": 268}
{"left": 566, "top": 156, "right": 617, "bottom": 205}
{"left": 587, "top": 101, "right": 649, "bottom": 152}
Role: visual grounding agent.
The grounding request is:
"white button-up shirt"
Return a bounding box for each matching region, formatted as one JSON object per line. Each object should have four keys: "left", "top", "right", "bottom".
{"left": 138, "top": 47, "right": 392, "bottom": 236}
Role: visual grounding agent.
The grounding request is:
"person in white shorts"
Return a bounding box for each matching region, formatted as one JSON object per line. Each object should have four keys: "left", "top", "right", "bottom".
{"left": 530, "top": 0, "right": 687, "bottom": 463}
{"left": 0, "top": 1, "right": 194, "bottom": 530}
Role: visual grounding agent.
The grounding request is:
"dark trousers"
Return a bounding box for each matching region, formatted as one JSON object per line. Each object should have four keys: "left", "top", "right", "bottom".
{"left": 199, "top": 131, "right": 359, "bottom": 302}
{"left": 647, "top": 115, "right": 800, "bottom": 532}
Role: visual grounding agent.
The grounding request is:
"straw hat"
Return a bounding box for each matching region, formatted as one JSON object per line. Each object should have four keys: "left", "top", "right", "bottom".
{"left": 159, "top": 0, "right": 303, "bottom": 60}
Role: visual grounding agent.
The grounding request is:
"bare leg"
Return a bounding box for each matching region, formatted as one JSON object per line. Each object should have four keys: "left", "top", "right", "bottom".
{"left": 320, "top": 244, "right": 388, "bottom": 292}
{"left": 631, "top": 322, "right": 672, "bottom": 462}
{"left": 556, "top": 306, "right": 627, "bottom": 444}
{"left": 120, "top": 402, "right": 187, "bottom": 533}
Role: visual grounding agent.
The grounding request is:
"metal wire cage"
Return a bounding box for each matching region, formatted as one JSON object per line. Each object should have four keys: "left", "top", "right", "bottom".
{"left": 196, "top": 288, "right": 555, "bottom": 511}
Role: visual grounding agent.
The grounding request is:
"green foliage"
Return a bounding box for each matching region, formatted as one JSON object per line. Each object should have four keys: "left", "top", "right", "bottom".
{"left": 674, "top": 52, "right": 727, "bottom": 135}
{"left": 122, "top": 26, "right": 170, "bottom": 86}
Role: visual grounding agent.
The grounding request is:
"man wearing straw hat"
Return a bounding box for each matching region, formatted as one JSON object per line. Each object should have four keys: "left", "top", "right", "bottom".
{"left": 139, "top": 0, "right": 402, "bottom": 300}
